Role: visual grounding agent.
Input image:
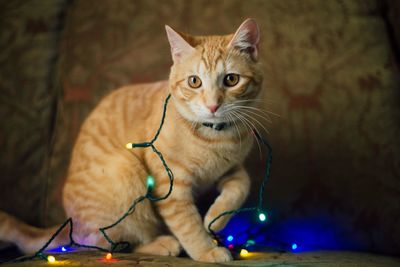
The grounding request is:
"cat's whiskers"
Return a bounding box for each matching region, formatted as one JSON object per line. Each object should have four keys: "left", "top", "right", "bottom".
{"left": 236, "top": 112, "right": 263, "bottom": 157}
{"left": 226, "top": 113, "right": 242, "bottom": 149}
{"left": 230, "top": 110, "right": 262, "bottom": 158}
{"left": 235, "top": 107, "right": 272, "bottom": 124}
{"left": 239, "top": 111, "right": 270, "bottom": 135}
{"left": 227, "top": 105, "right": 270, "bottom": 135}
{"left": 190, "top": 120, "right": 198, "bottom": 133}
{"left": 226, "top": 104, "right": 279, "bottom": 119}
{"left": 229, "top": 110, "right": 249, "bottom": 135}
{"left": 224, "top": 106, "right": 273, "bottom": 128}
{"left": 238, "top": 105, "right": 281, "bottom": 118}
{"left": 228, "top": 98, "right": 276, "bottom": 105}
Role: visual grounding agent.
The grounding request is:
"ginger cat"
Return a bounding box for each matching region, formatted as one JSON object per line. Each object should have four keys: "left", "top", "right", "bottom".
{"left": 0, "top": 18, "right": 263, "bottom": 262}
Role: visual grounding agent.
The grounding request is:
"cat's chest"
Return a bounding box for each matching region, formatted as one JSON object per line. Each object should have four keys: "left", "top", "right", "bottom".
{"left": 184, "top": 138, "right": 252, "bottom": 186}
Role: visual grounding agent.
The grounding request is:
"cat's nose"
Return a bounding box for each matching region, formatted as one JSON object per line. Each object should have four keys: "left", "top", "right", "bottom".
{"left": 207, "top": 105, "right": 220, "bottom": 113}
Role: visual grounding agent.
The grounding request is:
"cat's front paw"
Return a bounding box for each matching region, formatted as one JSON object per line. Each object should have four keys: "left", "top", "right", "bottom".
{"left": 196, "top": 247, "right": 232, "bottom": 262}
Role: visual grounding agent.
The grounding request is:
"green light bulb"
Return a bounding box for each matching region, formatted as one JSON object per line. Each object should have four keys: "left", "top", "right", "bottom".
{"left": 246, "top": 239, "right": 255, "bottom": 247}
{"left": 146, "top": 175, "right": 155, "bottom": 190}
{"left": 258, "top": 212, "right": 267, "bottom": 222}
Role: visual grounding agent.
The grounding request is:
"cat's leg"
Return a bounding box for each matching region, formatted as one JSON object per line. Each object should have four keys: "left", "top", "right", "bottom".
{"left": 153, "top": 173, "right": 232, "bottom": 262}
{"left": 203, "top": 165, "right": 250, "bottom": 232}
{"left": 134, "top": 235, "right": 181, "bottom": 256}
{"left": 64, "top": 150, "right": 161, "bottom": 250}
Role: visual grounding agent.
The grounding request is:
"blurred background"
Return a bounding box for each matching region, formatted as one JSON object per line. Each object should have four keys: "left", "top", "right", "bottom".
{"left": 0, "top": 0, "right": 399, "bottom": 256}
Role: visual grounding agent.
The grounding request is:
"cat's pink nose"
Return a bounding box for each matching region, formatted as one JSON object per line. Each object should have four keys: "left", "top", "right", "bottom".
{"left": 207, "top": 105, "right": 220, "bottom": 113}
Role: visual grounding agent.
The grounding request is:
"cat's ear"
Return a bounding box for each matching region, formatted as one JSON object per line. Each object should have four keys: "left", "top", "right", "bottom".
{"left": 165, "top": 25, "right": 195, "bottom": 63}
{"left": 228, "top": 18, "right": 260, "bottom": 61}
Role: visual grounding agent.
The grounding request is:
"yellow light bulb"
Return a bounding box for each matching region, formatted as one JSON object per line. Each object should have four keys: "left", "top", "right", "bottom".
{"left": 47, "top": 255, "right": 56, "bottom": 263}
{"left": 125, "top": 143, "right": 133, "bottom": 149}
{"left": 240, "top": 249, "right": 249, "bottom": 257}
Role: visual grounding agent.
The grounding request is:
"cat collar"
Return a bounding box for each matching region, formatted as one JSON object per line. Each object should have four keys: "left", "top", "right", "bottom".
{"left": 202, "top": 122, "right": 231, "bottom": 131}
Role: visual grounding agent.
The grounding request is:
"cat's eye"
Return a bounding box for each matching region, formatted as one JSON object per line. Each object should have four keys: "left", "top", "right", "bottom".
{"left": 188, "top": 75, "right": 202, "bottom": 88}
{"left": 223, "top": 73, "right": 240, "bottom": 87}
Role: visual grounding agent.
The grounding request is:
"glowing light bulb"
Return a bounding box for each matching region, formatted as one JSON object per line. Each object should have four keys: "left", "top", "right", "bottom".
{"left": 258, "top": 212, "right": 267, "bottom": 222}
{"left": 61, "top": 246, "right": 67, "bottom": 252}
{"left": 47, "top": 255, "right": 56, "bottom": 263}
{"left": 146, "top": 175, "right": 155, "bottom": 190}
{"left": 246, "top": 239, "right": 255, "bottom": 247}
{"left": 125, "top": 143, "right": 133, "bottom": 149}
{"left": 105, "top": 253, "right": 112, "bottom": 260}
{"left": 291, "top": 243, "right": 298, "bottom": 250}
{"left": 228, "top": 244, "right": 234, "bottom": 249}
{"left": 226, "top": 235, "right": 234, "bottom": 242}
{"left": 240, "top": 249, "right": 249, "bottom": 257}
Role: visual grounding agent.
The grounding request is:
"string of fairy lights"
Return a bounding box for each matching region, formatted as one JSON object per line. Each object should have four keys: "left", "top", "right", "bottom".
{"left": 6, "top": 93, "right": 284, "bottom": 264}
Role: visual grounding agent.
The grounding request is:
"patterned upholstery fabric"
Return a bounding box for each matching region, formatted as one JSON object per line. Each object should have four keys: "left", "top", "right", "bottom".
{"left": 0, "top": 0, "right": 399, "bottom": 255}
{"left": 0, "top": 0, "right": 67, "bottom": 225}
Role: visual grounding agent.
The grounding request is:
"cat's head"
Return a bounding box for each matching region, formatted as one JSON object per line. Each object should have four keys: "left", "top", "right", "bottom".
{"left": 166, "top": 19, "right": 263, "bottom": 125}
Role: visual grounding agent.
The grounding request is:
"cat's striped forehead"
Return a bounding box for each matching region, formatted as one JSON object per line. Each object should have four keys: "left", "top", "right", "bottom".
{"left": 193, "top": 35, "right": 232, "bottom": 72}
{"left": 198, "top": 49, "right": 225, "bottom": 77}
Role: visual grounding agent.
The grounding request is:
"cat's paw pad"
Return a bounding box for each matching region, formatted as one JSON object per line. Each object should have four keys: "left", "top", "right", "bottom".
{"left": 197, "top": 247, "right": 232, "bottom": 262}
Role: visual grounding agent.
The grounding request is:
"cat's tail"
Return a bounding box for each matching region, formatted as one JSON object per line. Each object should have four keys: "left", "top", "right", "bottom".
{"left": 0, "top": 210, "right": 69, "bottom": 253}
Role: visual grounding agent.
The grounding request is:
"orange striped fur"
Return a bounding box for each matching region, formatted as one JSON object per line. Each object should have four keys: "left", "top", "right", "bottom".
{"left": 0, "top": 19, "right": 263, "bottom": 262}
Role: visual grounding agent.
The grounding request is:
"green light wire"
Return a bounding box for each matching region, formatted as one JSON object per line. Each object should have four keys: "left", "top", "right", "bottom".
{"left": 8, "top": 93, "right": 272, "bottom": 262}
{"left": 207, "top": 129, "right": 272, "bottom": 239}
{"left": 7, "top": 94, "right": 174, "bottom": 263}
{"left": 98, "top": 93, "right": 174, "bottom": 252}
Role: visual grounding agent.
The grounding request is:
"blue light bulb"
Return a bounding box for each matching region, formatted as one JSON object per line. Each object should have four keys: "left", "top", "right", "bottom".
{"left": 226, "top": 235, "right": 234, "bottom": 242}
{"left": 291, "top": 243, "right": 298, "bottom": 250}
{"left": 61, "top": 246, "right": 67, "bottom": 252}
